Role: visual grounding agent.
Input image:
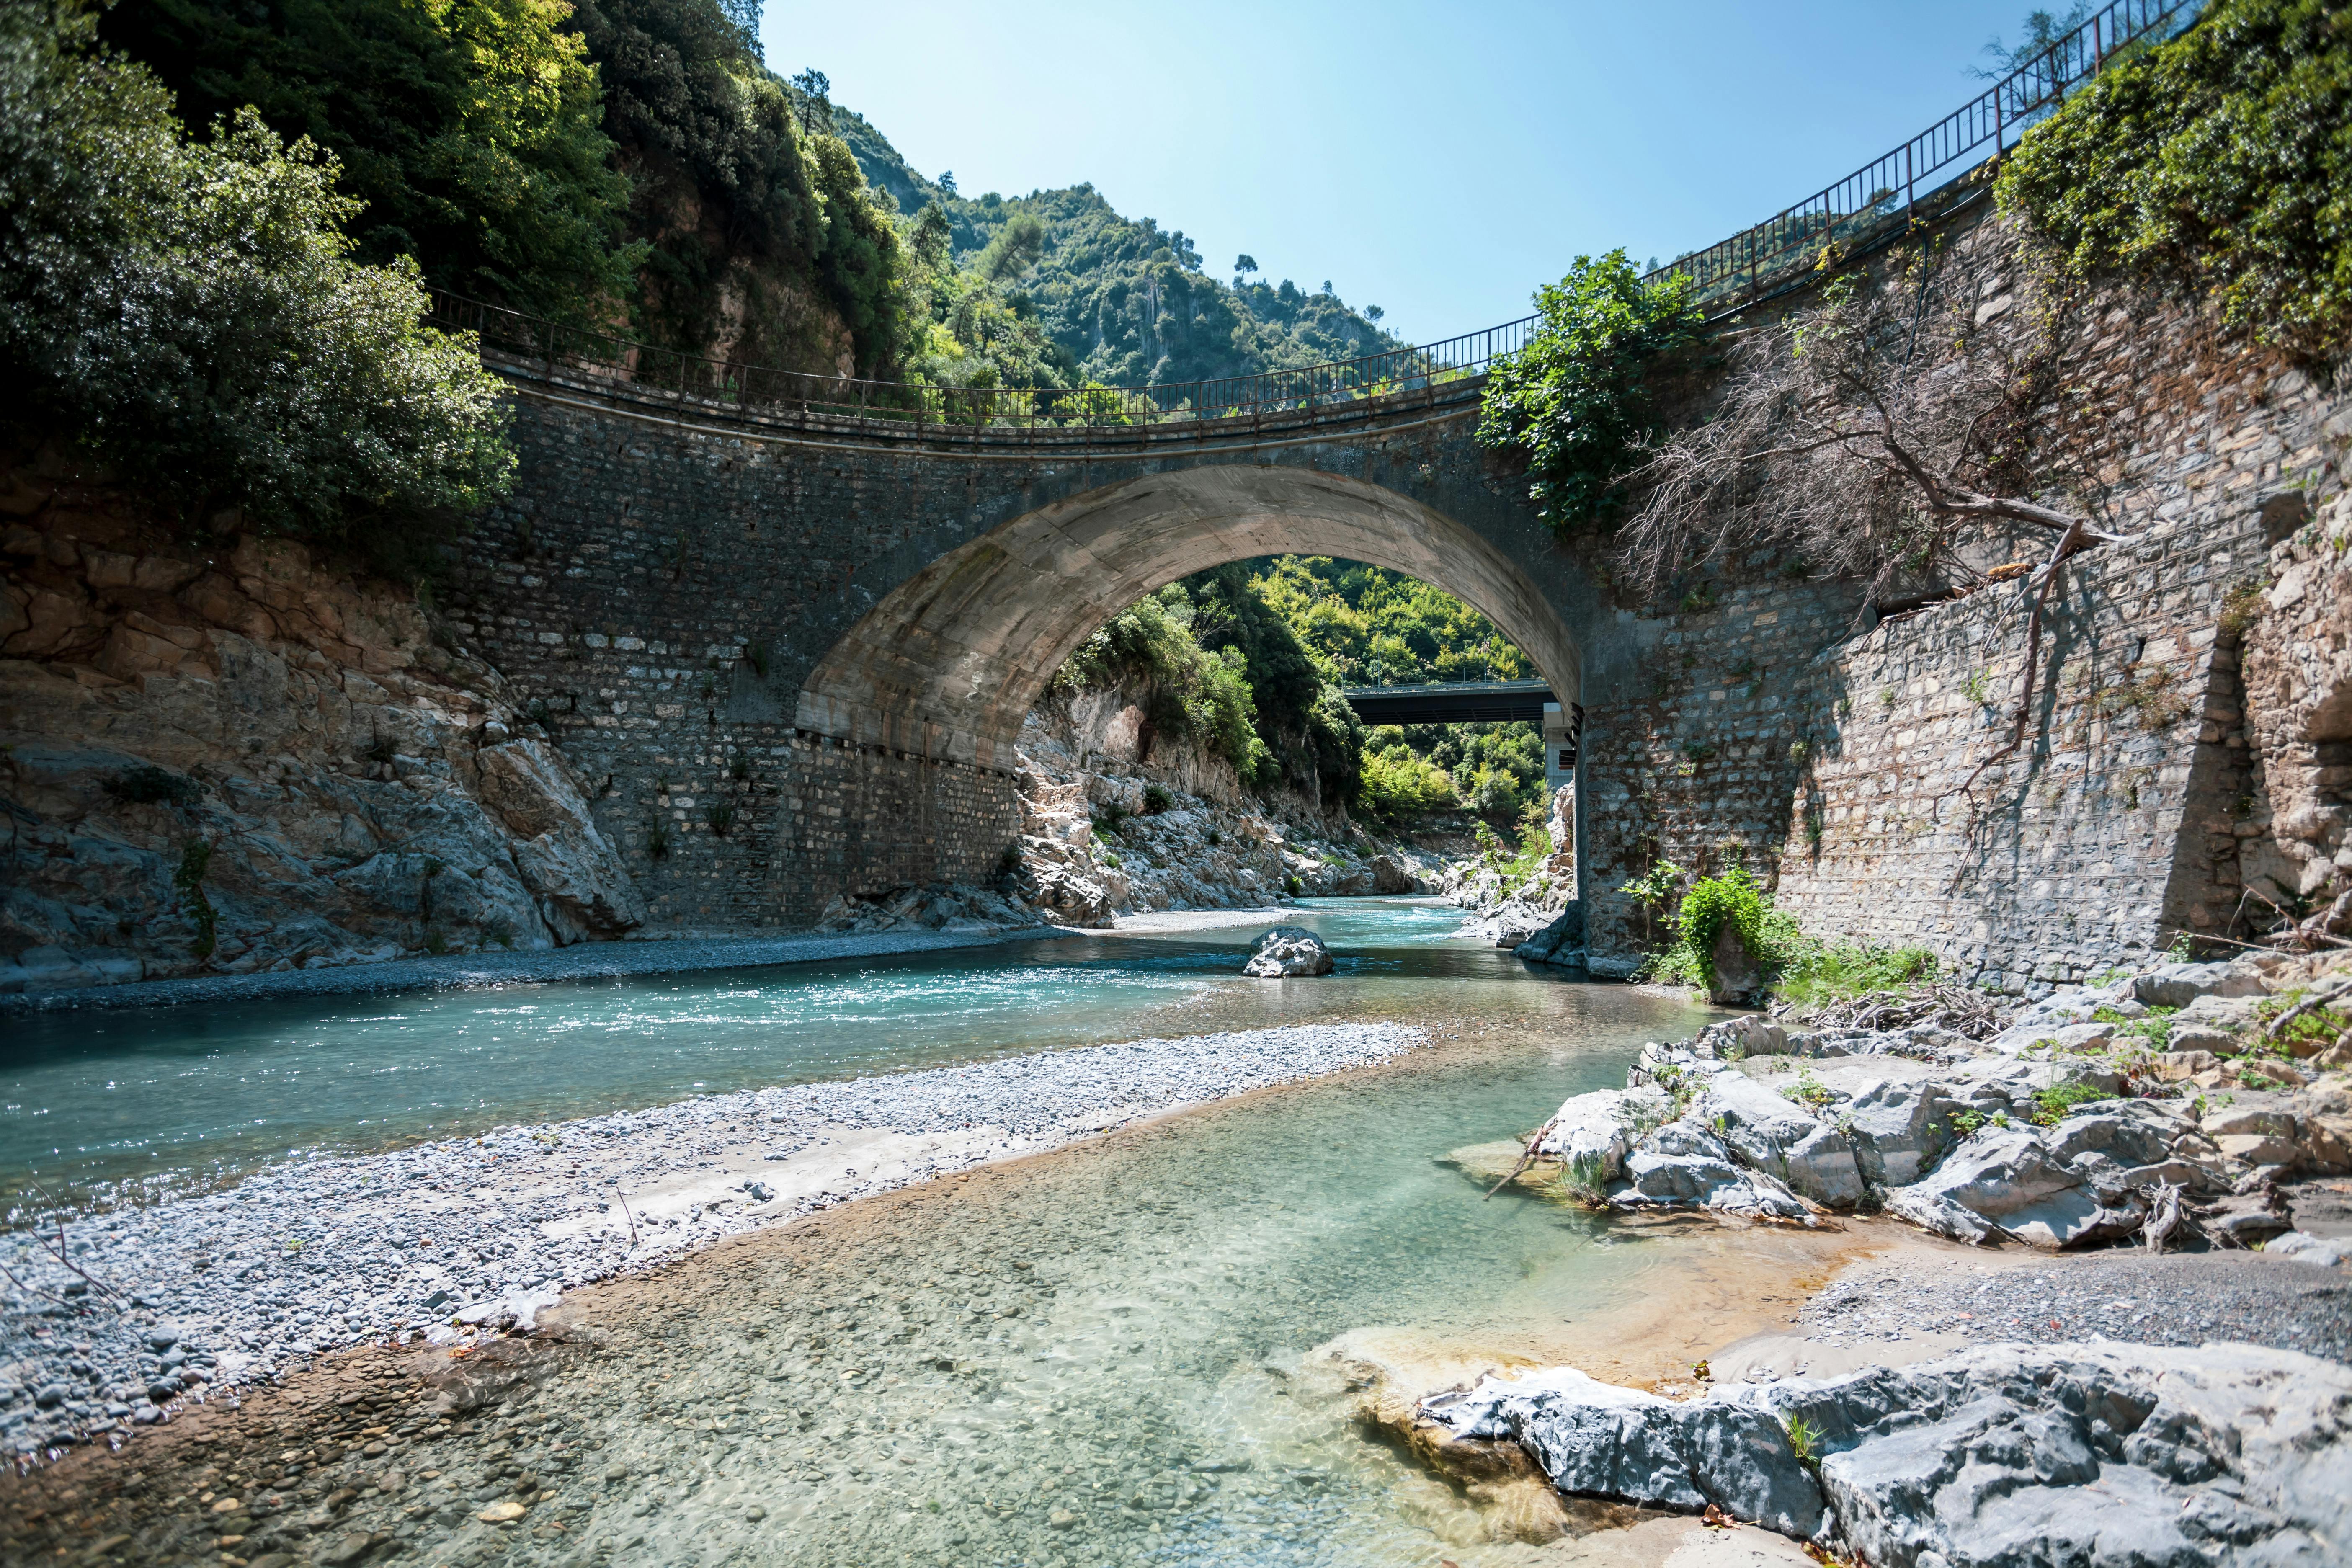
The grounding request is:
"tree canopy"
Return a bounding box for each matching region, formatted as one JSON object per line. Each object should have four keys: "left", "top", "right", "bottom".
{"left": 1, "top": 0, "right": 511, "bottom": 562}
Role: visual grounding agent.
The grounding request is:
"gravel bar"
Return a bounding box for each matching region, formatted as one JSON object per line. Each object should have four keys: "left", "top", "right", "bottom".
{"left": 0, "top": 1020, "right": 1422, "bottom": 1459}
{"left": 1795, "top": 1244, "right": 2352, "bottom": 1365}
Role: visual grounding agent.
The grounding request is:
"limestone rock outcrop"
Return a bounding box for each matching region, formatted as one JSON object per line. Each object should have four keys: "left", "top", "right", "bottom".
{"left": 1012, "top": 706, "right": 1434, "bottom": 918}
{"left": 1, "top": 496, "right": 647, "bottom": 990}
{"left": 1416, "top": 1342, "right": 2352, "bottom": 1566}
{"left": 1501, "top": 951, "right": 2352, "bottom": 1247}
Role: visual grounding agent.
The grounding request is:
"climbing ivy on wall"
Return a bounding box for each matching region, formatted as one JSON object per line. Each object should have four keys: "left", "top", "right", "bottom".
{"left": 1475, "top": 250, "right": 1702, "bottom": 535}
{"left": 1997, "top": 0, "right": 2352, "bottom": 362}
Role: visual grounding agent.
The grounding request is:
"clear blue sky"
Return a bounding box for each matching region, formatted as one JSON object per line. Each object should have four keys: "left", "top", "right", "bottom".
{"left": 761, "top": 0, "right": 2050, "bottom": 343}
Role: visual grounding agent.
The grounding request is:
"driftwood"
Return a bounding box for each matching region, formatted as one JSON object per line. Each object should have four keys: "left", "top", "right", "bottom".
{"left": 1485, "top": 1115, "right": 1561, "bottom": 1200}
{"left": 1775, "top": 983, "right": 2004, "bottom": 1041}
{"left": 2140, "top": 1181, "right": 2187, "bottom": 1254}
{"left": 2265, "top": 973, "right": 2352, "bottom": 1042}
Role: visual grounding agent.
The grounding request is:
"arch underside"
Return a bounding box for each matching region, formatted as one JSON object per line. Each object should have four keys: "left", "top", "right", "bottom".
{"left": 795, "top": 466, "right": 1583, "bottom": 771}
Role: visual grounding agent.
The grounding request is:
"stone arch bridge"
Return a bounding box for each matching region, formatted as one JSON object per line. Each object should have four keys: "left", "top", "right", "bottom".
{"left": 449, "top": 349, "right": 1644, "bottom": 938}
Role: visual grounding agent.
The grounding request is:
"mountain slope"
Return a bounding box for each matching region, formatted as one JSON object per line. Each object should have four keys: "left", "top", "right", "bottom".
{"left": 834, "top": 106, "right": 1403, "bottom": 387}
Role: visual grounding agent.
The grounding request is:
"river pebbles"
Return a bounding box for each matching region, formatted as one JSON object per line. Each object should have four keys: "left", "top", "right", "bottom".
{"left": 0, "top": 1021, "right": 1421, "bottom": 1460}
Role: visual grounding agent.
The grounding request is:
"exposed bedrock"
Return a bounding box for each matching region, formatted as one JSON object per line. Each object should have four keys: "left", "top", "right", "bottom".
{"left": 1, "top": 493, "right": 645, "bottom": 990}
{"left": 1414, "top": 1342, "right": 2351, "bottom": 1567}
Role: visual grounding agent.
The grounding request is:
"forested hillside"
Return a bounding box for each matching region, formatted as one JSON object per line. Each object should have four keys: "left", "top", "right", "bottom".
{"left": 835, "top": 108, "right": 1399, "bottom": 388}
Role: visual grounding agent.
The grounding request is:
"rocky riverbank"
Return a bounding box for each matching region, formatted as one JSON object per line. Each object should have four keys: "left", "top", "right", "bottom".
{"left": 0, "top": 1021, "right": 1421, "bottom": 1462}
{"left": 1386, "top": 946, "right": 2352, "bottom": 1562}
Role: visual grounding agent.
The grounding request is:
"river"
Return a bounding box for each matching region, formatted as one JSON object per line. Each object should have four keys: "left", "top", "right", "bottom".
{"left": 3, "top": 900, "right": 1860, "bottom": 1565}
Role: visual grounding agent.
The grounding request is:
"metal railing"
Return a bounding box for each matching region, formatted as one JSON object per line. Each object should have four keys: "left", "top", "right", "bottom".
{"left": 427, "top": 0, "right": 2198, "bottom": 435}
{"left": 1645, "top": 0, "right": 2202, "bottom": 305}
{"left": 431, "top": 288, "right": 1521, "bottom": 437}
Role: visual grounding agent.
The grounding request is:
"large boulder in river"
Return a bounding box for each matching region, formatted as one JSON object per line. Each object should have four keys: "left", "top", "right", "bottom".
{"left": 1243, "top": 926, "right": 1333, "bottom": 977}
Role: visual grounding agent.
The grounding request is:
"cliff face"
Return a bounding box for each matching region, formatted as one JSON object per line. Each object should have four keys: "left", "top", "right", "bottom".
{"left": 1014, "top": 691, "right": 1432, "bottom": 919}
{"left": 0, "top": 472, "right": 645, "bottom": 993}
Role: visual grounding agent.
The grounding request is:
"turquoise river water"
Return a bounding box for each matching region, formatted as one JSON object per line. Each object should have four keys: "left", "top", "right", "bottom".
{"left": 3, "top": 900, "right": 1854, "bottom": 1567}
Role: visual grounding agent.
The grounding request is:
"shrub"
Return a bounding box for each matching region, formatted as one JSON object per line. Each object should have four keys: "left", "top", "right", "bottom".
{"left": 2032, "top": 1078, "right": 2110, "bottom": 1125}
{"left": 1772, "top": 940, "right": 1939, "bottom": 1012}
{"left": 1141, "top": 782, "right": 1174, "bottom": 815}
{"left": 1357, "top": 747, "right": 1458, "bottom": 817}
{"left": 173, "top": 836, "right": 216, "bottom": 958}
{"left": 1476, "top": 249, "right": 1703, "bottom": 534}
{"left": 707, "top": 801, "right": 735, "bottom": 836}
{"left": 1674, "top": 867, "right": 1769, "bottom": 988}
{"left": 104, "top": 765, "right": 201, "bottom": 807}
{"left": 0, "top": 5, "right": 514, "bottom": 560}
{"left": 1998, "top": 0, "right": 2352, "bottom": 361}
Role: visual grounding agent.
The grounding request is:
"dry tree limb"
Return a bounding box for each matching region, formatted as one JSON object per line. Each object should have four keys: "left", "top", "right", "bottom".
{"left": 2140, "top": 1181, "right": 2184, "bottom": 1254}
{"left": 2265, "top": 973, "right": 2352, "bottom": 1042}
{"left": 1485, "top": 1115, "right": 1561, "bottom": 1200}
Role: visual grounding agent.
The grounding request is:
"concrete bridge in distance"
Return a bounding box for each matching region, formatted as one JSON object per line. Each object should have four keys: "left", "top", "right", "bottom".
{"left": 1341, "top": 681, "right": 1583, "bottom": 800}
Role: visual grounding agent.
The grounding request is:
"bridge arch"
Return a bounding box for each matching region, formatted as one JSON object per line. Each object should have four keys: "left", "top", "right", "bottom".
{"left": 792, "top": 465, "right": 1584, "bottom": 773}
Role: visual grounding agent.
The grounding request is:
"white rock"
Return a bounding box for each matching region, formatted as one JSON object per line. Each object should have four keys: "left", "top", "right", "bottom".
{"left": 1241, "top": 926, "right": 1333, "bottom": 978}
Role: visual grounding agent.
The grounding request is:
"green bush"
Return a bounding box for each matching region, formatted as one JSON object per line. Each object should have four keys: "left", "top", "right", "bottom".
{"left": 1141, "top": 783, "right": 1174, "bottom": 814}
{"left": 1357, "top": 748, "right": 1459, "bottom": 817}
{"left": 1997, "top": 0, "right": 2352, "bottom": 361}
{"left": 0, "top": 3, "right": 513, "bottom": 558}
{"left": 1675, "top": 867, "right": 1768, "bottom": 988}
{"left": 1628, "top": 866, "right": 1929, "bottom": 1003}
{"left": 1772, "top": 940, "right": 1939, "bottom": 1013}
{"left": 104, "top": 765, "right": 202, "bottom": 807}
{"left": 1475, "top": 250, "right": 1703, "bottom": 534}
{"left": 101, "top": 0, "right": 638, "bottom": 323}
{"left": 2032, "top": 1077, "right": 2110, "bottom": 1124}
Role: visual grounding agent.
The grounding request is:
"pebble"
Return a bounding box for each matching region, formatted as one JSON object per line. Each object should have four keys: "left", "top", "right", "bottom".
{"left": 1793, "top": 1243, "right": 2352, "bottom": 1363}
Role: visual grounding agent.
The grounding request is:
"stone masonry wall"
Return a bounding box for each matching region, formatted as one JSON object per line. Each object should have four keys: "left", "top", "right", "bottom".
{"left": 441, "top": 382, "right": 1597, "bottom": 929}
{"left": 1570, "top": 210, "right": 2349, "bottom": 991}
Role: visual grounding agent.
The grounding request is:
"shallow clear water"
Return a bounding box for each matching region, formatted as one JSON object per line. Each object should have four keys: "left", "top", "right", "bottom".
{"left": 1, "top": 899, "right": 1529, "bottom": 1209}
{"left": 11, "top": 899, "right": 1806, "bottom": 1564}
{"left": 445, "top": 982, "right": 1796, "bottom": 1568}
{"left": 265, "top": 912, "right": 1771, "bottom": 1568}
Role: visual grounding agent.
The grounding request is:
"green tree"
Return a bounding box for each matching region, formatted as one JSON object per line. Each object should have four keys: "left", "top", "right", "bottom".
{"left": 99, "top": 0, "right": 637, "bottom": 322}
{"left": 1, "top": 1, "right": 512, "bottom": 559}
{"left": 1476, "top": 250, "right": 1702, "bottom": 534}
{"left": 1996, "top": 0, "right": 2352, "bottom": 361}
